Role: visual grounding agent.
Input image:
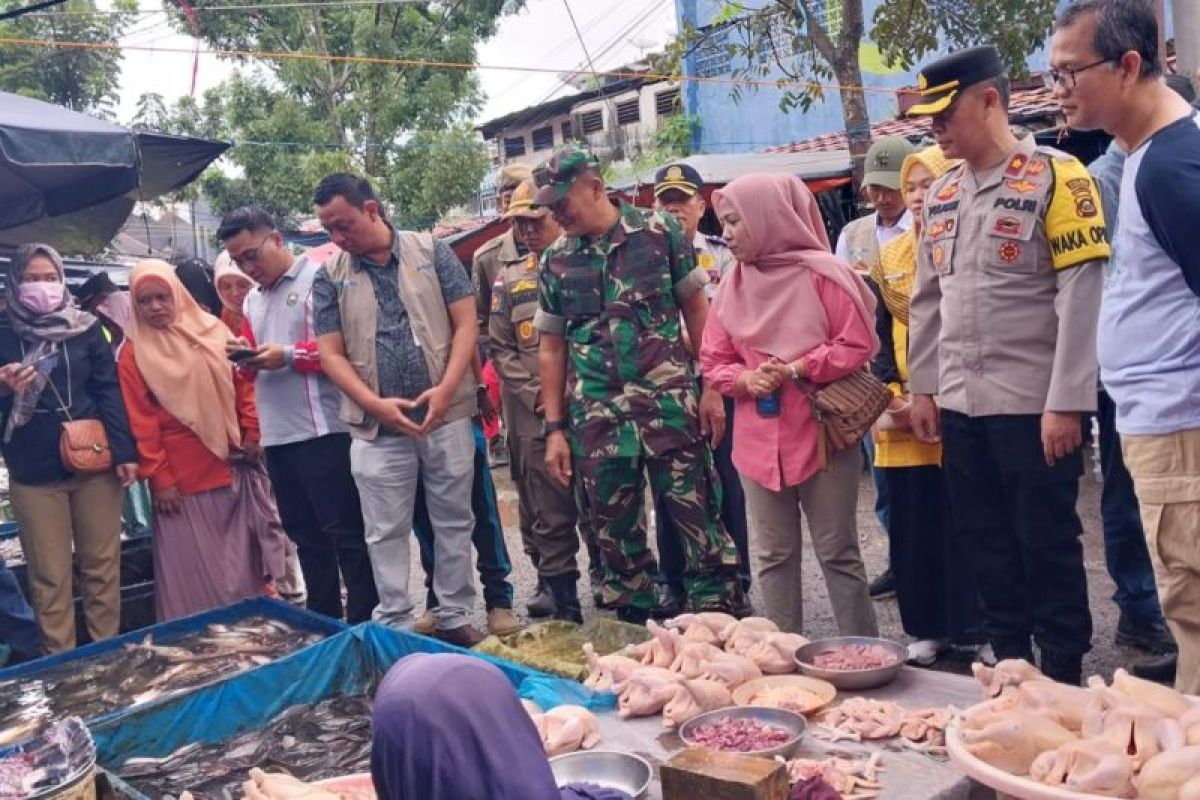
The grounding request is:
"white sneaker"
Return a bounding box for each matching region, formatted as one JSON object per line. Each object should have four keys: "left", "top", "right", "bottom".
{"left": 906, "top": 639, "right": 948, "bottom": 666}
{"left": 974, "top": 642, "right": 998, "bottom": 666}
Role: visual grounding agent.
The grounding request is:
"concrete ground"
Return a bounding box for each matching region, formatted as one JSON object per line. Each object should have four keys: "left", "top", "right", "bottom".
{"left": 434, "top": 448, "right": 1143, "bottom": 681}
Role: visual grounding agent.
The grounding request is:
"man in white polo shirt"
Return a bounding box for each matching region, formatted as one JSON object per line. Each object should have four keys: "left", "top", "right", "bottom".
{"left": 218, "top": 207, "right": 379, "bottom": 624}
{"left": 1051, "top": 0, "right": 1200, "bottom": 693}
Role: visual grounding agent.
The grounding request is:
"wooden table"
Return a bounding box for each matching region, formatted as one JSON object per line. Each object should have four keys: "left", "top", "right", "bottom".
{"left": 592, "top": 666, "right": 998, "bottom": 799}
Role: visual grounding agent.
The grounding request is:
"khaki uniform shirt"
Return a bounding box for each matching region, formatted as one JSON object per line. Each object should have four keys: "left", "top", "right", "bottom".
{"left": 472, "top": 228, "right": 523, "bottom": 352}
{"left": 488, "top": 253, "right": 544, "bottom": 437}
{"left": 908, "top": 136, "right": 1109, "bottom": 416}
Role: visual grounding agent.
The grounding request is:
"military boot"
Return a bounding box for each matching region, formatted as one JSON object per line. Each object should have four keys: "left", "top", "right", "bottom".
{"left": 547, "top": 574, "right": 583, "bottom": 624}
{"left": 527, "top": 578, "right": 556, "bottom": 618}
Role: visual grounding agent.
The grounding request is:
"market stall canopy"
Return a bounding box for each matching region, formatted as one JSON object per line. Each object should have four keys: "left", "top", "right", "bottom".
{"left": 0, "top": 92, "right": 229, "bottom": 255}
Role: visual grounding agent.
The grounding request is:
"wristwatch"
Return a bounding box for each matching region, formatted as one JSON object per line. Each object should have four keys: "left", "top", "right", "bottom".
{"left": 476, "top": 383, "right": 489, "bottom": 394}
{"left": 542, "top": 418, "right": 569, "bottom": 435}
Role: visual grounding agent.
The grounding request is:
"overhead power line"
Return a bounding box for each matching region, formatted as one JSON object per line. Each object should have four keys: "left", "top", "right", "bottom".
{"left": 0, "top": 35, "right": 909, "bottom": 95}
{"left": 0, "top": 0, "right": 65, "bottom": 21}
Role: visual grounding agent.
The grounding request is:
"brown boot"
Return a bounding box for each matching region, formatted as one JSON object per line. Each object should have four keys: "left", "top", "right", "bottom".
{"left": 436, "top": 624, "right": 487, "bottom": 648}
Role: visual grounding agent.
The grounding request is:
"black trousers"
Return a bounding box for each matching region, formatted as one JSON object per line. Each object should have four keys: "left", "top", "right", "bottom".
{"left": 884, "top": 464, "right": 981, "bottom": 643}
{"left": 940, "top": 411, "right": 1092, "bottom": 658}
{"left": 264, "top": 433, "right": 379, "bottom": 623}
{"left": 657, "top": 395, "right": 752, "bottom": 592}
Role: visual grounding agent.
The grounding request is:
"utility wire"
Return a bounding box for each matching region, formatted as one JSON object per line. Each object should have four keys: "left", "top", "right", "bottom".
{"left": 0, "top": 35, "right": 911, "bottom": 94}
{"left": 17, "top": 0, "right": 430, "bottom": 15}
{"left": 0, "top": 0, "right": 65, "bottom": 21}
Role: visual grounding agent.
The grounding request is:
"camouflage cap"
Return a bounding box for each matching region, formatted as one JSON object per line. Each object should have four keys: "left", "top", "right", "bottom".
{"left": 503, "top": 179, "right": 546, "bottom": 219}
{"left": 532, "top": 144, "right": 599, "bottom": 206}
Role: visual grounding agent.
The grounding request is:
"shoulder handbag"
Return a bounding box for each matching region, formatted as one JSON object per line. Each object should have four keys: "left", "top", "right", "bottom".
{"left": 798, "top": 368, "right": 892, "bottom": 469}
{"left": 46, "top": 375, "right": 113, "bottom": 474}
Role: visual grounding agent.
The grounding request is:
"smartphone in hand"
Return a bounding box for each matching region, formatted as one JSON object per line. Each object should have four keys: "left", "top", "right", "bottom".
{"left": 228, "top": 349, "right": 258, "bottom": 363}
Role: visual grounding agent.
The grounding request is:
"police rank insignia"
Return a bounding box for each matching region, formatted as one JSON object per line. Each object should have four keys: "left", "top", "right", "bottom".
{"left": 1004, "top": 153, "right": 1029, "bottom": 177}
{"left": 998, "top": 241, "right": 1021, "bottom": 264}
{"left": 1026, "top": 159, "right": 1047, "bottom": 176}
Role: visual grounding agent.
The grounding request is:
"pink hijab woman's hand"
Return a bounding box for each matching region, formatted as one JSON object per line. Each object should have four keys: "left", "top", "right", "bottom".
{"left": 698, "top": 385, "right": 727, "bottom": 448}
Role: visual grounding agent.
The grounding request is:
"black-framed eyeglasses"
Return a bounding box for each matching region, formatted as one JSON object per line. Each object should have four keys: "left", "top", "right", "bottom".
{"left": 230, "top": 234, "right": 274, "bottom": 267}
{"left": 1043, "top": 58, "right": 1113, "bottom": 91}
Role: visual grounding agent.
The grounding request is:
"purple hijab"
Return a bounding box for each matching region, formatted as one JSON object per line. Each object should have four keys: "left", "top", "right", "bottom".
{"left": 371, "top": 654, "right": 630, "bottom": 800}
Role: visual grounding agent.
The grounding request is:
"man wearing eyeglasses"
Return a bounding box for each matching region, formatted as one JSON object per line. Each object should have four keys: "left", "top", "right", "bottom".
{"left": 905, "top": 45, "right": 1109, "bottom": 685}
{"left": 217, "top": 206, "right": 380, "bottom": 626}
{"left": 1051, "top": 0, "right": 1200, "bottom": 694}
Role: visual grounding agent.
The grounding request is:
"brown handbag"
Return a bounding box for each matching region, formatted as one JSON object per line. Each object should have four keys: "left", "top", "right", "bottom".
{"left": 799, "top": 368, "right": 892, "bottom": 468}
{"left": 47, "top": 377, "right": 113, "bottom": 474}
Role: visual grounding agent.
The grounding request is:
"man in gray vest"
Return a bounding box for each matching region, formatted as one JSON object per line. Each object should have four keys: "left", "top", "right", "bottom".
{"left": 312, "top": 173, "right": 485, "bottom": 647}
{"left": 833, "top": 134, "right": 914, "bottom": 599}
{"left": 217, "top": 207, "right": 379, "bottom": 624}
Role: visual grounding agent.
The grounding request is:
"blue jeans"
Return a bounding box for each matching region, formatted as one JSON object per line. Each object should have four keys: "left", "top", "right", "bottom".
{"left": 0, "top": 557, "right": 40, "bottom": 663}
{"left": 861, "top": 436, "right": 890, "bottom": 535}
{"left": 1097, "top": 390, "right": 1165, "bottom": 626}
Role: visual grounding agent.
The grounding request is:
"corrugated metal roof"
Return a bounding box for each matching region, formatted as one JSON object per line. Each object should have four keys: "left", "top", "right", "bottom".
{"left": 764, "top": 86, "right": 1062, "bottom": 154}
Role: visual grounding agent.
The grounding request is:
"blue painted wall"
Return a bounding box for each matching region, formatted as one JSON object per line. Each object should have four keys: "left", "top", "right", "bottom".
{"left": 678, "top": 0, "right": 1175, "bottom": 152}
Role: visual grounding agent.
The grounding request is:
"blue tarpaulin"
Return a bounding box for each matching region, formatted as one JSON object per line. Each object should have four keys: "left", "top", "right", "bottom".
{"left": 0, "top": 596, "right": 347, "bottom": 748}
{"left": 93, "top": 622, "right": 611, "bottom": 798}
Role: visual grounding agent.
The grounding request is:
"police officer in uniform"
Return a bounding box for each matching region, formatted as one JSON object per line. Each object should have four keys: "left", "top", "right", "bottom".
{"left": 652, "top": 163, "right": 751, "bottom": 617}
{"left": 488, "top": 179, "right": 584, "bottom": 623}
{"left": 906, "top": 46, "right": 1108, "bottom": 684}
{"left": 534, "top": 145, "right": 745, "bottom": 624}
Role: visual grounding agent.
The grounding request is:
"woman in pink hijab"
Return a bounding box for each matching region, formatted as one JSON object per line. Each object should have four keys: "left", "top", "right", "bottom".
{"left": 699, "top": 173, "right": 879, "bottom": 637}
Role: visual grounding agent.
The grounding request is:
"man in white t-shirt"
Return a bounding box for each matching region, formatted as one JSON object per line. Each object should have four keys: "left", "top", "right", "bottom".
{"left": 1051, "top": 0, "right": 1200, "bottom": 693}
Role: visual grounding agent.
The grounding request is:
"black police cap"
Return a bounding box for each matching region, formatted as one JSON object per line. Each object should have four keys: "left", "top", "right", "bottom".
{"left": 908, "top": 45, "right": 1006, "bottom": 117}
{"left": 653, "top": 163, "right": 704, "bottom": 197}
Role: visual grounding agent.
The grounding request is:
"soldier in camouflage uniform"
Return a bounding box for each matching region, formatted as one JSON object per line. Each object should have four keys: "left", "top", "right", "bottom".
{"left": 532, "top": 145, "right": 745, "bottom": 623}
{"left": 488, "top": 179, "right": 583, "bottom": 622}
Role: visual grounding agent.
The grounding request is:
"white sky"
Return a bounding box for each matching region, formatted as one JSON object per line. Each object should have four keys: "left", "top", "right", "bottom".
{"left": 115, "top": 0, "right": 679, "bottom": 125}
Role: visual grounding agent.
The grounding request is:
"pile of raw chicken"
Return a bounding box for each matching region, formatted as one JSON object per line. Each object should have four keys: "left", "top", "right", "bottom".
{"left": 581, "top": 612, "right": 810, "bottom": 729}
{"left": 811, "top": 698, "right": 953, "bottom": 756}
{"left": 957, "top": 659, "right": 1200, "bottom": 797}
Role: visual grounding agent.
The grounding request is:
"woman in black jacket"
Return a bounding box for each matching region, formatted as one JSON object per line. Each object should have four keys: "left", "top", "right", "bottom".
{"left": 0, "top": 244, "right": 138, "bottom": 653}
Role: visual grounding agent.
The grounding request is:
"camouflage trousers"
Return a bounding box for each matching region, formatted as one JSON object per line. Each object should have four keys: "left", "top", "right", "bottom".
{"left": 576, "top": 439, "right": 744, "bottom": 611}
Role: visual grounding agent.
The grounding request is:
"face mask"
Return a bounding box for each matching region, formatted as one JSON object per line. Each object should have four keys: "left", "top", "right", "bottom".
{"left": 18, "top": 282, "right": 65, "bottom": 316}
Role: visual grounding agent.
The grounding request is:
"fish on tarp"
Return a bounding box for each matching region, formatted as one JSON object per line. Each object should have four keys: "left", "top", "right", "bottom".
{"left": 0, "top": 617, "right": 325, "bottom": 747}
{"left": 119, "top": 694, "right": 374, "bottom": 800}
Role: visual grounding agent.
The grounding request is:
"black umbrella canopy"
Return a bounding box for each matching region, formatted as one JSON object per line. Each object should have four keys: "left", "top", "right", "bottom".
{"left": 0, "top": 92, "right": 229, "bottom": 255}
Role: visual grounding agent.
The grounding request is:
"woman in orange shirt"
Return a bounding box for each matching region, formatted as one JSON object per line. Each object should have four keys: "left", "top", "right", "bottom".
{"left": 119, "top": 259, "right": 284, "bottom": 620}
{"left": 214, "top": 251, "right": 255, "bottom": 336}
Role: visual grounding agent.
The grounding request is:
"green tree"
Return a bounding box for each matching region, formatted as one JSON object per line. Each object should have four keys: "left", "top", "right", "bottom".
{"left": 666, "top": 0, "right": 1058, "bottom": 181}
{"left": 160, "top": 0, "right": 520, "bottom": 225}
{"left": 0, "top": 0, "right": 136, "bottom": 116}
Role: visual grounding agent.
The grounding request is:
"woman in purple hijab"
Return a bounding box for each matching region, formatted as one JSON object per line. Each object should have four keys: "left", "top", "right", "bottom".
{"left": 371, "top": 654, "right": 630, "bottom": 800}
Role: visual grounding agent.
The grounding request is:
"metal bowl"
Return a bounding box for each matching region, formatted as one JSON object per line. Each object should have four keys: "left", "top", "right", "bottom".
{"left": 677, "top": 705, "right": 807, "bottom": 760}
{"left": 549, "top": 750, "right": 653, "bottom": 799}
{"left": 794, "top": 636, "right": 907, "bottom": 690}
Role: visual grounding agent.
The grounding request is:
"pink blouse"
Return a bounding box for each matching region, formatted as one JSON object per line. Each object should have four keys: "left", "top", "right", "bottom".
{"left": 701, "top": 272, "right": 876, "bottom": 492}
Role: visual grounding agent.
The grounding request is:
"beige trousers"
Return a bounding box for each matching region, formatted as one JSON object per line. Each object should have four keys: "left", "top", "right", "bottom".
{"left": 11, "top": 471, "right": 123, "bottom": 653}
{"left": 741, "top": 446, "right": 878, "bottom": 637}
{"left": 1122, "top": 427, "right": 1200, "bottom": 695}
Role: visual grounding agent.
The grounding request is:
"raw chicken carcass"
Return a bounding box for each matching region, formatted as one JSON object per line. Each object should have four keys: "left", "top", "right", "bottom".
{"left": 582, "top": 643, "right": 641, "bottom": 692}
{"left": 959, "top": 710, "right": 1077, "bottom": 775}
{"left": 667, "top": 612, "right": 738, "bottom": 645}
{"left": 1083, "top": 689, "right": 1184, "bottom": 770}
{"left": 624, "top": 620, "right": 681, "bottom": 668}
{"left": 669, "top": 640, "right": 725, "bottom": 679}
{"left": 697, "top": 651, "right": 762, "bottom": 689}
{"left": 1029, "top": 739, "right": 1135, "bottom": 797}
{"left": 1109, "top": 668, "right": 1193, "bottom": 719}
{"left": 720, "top": 617, "right": 779, "bottom": 654}
{"left": 660, "top": 678, "right": 734, "bottom": 729}
{"left": 745, "top": 632, "right": 810, "bottom": 674}
{"left": 971, "top": 659, "right": 1048, "bottom": 699}
{"left": 530, "top": 704, "right": 601, "bottom": 756}
{"left": 966, "top": 678, "right": 1093, "bottom": 733}
{"left": 615, "top": 667, "right": 682, "bottom": 718}
{"left": 1134, "top": 745, "right": 1200, "bottom": 800}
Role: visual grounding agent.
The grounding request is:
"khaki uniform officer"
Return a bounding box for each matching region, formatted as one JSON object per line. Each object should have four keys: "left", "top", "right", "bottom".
{"left": 488, "top": 180, "right": 583, "bottom": 622}
{"left": 906, "top": 45, "right": 1109, "bottom": 685}
{"left": 474, "top": 163, "right": 532, "bottom": 351}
